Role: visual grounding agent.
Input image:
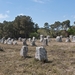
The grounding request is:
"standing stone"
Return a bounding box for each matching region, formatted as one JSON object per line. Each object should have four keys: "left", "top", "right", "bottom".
{"left": 47, "top": 35, "right": 50, "bottom": 42}
{"left": 69, "top": 35, "right": 73, "bottom": 39}
{"left": 28, "top": 38, "right": 31, "bottom": 43}
{"left": 7, "top": 39, "right": 13, "bottom": 45}
{"left": 18, "top": 37, "right": 22, "bottom": 41}
{"left": 35, "top": 46, "right": 48, "bottom": 62}
{"left": 60, "top": 35, "right": 63, "bottom": 38}
{"left": 1, "top": 37, "right": 5, "bottom": 43}
{"left": 4, "top": 40, "right": 7, "bottom": 44}
{"left": 23, "top": 39, "right": 27, "bottom": 46}
{"left": 32, "top": 37, "right": 35, "bottom": 41}
{"left": 40, "top": 35, "right": 44, "bottom": 42}
{"left": 42, "top": 38, "right": 48, "bottom": 46}
{"left": 20, "top": 46, "right": 28, "bottom": 58}
{"left": 30, "top": 40, "right": 36, "bottom": 46}
{"left": 56, "top": 36, "right": 62, "bottom": 42}
{"left": 13, "top": 41, "right": 17, "bottom": 45}
{"left": 7, "top": 38, "right": 11, "bottom": 42}
{"left": 72, "top": 36, "right": 75, "bottom": 42}
{"left": 65, "top": 37, "right": 71, "bottom": 42}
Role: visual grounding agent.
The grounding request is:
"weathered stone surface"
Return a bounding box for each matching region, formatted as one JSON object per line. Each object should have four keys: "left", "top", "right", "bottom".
{"left": 32, "top": 37, "right": 35, "bottom": 41}
{"left": 47, "top": 35, "right": 50, "bottom": 42}
{"left": 7, "top": 40, "right": 13, "bottom": 45}
{"left": 56, "top": 36, "right": 62, "bottom": 42}
{"left": 28, "top": 38, "right": 31, "bottom": 42}
{"left": 0, "top": 37, "right": 5, "bottom": 43}
{"left": 42, "top": 38, "right": 48, "bottom": 46}
{"left": 30, "top": 40, "right": 36, "bottom": 46}
{"left": 40, "top": 35, "right": 44, "bottom": 42}
{"left": 72, "top": 36, "right": 75, "bottom": 42}
{"left": 18, "top": 37, "right": 22, "bottom": 41}
{"left": 13, "top": 41, "right": 17, "bottom": 45}
{"left": 65, "top": 37, "right": 71, "bottom": 42}
{"left": 35, "top": 46, "right": 48, "bottom": 62}
{"left": 20, "top": 46, "right": 28, "bottom": 58}
{"left": 69, "top": 35, "right": 73, "bottom": 39}
{"left": 23, "top": 39, "right": 27, "bottom": 46}
{"left": 4, "top": 40, "right": 7, "bottom": 44}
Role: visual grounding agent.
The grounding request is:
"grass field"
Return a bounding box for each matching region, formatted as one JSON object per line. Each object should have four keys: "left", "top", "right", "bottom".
{"left": 0, "top": 38, "right": 75, "bottom": 75}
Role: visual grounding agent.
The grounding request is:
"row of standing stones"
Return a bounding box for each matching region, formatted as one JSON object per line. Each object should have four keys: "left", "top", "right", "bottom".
{"left": 0, "top": 35, "right": 75, "bottom": 62}
{"left": 20, "top": 36, "right": 48, "bottom": 62}
{"left": 0, "top": 35, "right": 75, "bottom": 45}
{"left": 20, "top": 35, "right": 75, "bottom": 62}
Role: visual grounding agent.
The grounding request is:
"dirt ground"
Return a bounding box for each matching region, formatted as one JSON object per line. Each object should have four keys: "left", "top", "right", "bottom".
{"left": 0, "top": 38, "right": 75, "bottom": 75}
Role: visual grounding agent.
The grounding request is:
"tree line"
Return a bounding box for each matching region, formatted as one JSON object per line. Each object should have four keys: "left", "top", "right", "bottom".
{"left": 0, "top": 15, "right": 39, "bottom": 39}
{"left": 0, "top": 15, "right": 75, "bottom": 39}
{"left": 38, "top": 20, "right": 75, "bottom": 37}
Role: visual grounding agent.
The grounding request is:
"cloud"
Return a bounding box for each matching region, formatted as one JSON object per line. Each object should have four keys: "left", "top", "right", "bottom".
{"left": 0, "top": 14, "right": 9, "bottom": 19}
{"left": 32, "top": 0, "right": 50, "bottom": 3}
{"left": 18, "top": 13, "right": 24, "bottom": 16}
{"left": 6, "top": 10, "right": 10, "bottom": 13}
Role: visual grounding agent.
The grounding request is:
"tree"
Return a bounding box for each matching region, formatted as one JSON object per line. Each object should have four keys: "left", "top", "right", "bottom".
{"left": 34, "top": 23, "right": 39, "bottom": 32}
{"left": 44, "top": 22, "right": 49, "bottom": 29}
{"left": 62, "top": 20, "right": 70, "bottom": 30}
{"left": 13, "top": 15, "right": 35, "bottom": 38}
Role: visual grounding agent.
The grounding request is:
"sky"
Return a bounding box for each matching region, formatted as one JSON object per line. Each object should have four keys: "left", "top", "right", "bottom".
{"left": 0, "top": 0, "right": 75, "bottom": 27}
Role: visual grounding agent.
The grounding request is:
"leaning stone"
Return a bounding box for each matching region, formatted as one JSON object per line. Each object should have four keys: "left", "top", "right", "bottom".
{"left": 20, "top": 46, "right": 28, "bottom": 58}
{"left": 35, "top": 46, "right": 48, "bottom": 62}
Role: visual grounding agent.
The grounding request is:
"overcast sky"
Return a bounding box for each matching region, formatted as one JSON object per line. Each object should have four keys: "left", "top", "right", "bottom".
{"left": 0, "top": 0, "right": 75, "bottom": 27}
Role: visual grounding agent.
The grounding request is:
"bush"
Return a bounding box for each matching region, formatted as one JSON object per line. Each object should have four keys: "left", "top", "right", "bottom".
{"left": 29, "top": 32, "right": 39, "bottom": 38}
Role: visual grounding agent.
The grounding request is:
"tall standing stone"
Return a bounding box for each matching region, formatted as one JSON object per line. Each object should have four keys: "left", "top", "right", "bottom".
{"left": 47, "top": 35, "right": 50, "bottom": 42}
{"left": 72, "top": 36, "right": 75, "bottom": 42}
{"left": 35, "top": 46, "right": 48, "bottom": 62}
{"left": 32, "top": 37, "right": 35, "bottom": 41}
{"left": 40, "top": 35, "right": 44, "bottom": 42}
{"left": 20, "top": 46, "right": 28, "bottom": 58}
{"left": 1, "top": 37, "right": 5, "bottom": 44}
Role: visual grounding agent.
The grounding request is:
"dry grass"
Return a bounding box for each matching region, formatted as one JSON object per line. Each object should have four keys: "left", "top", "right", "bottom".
{"left": 0, "top": 38, "right": 75, "bottom": 75}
